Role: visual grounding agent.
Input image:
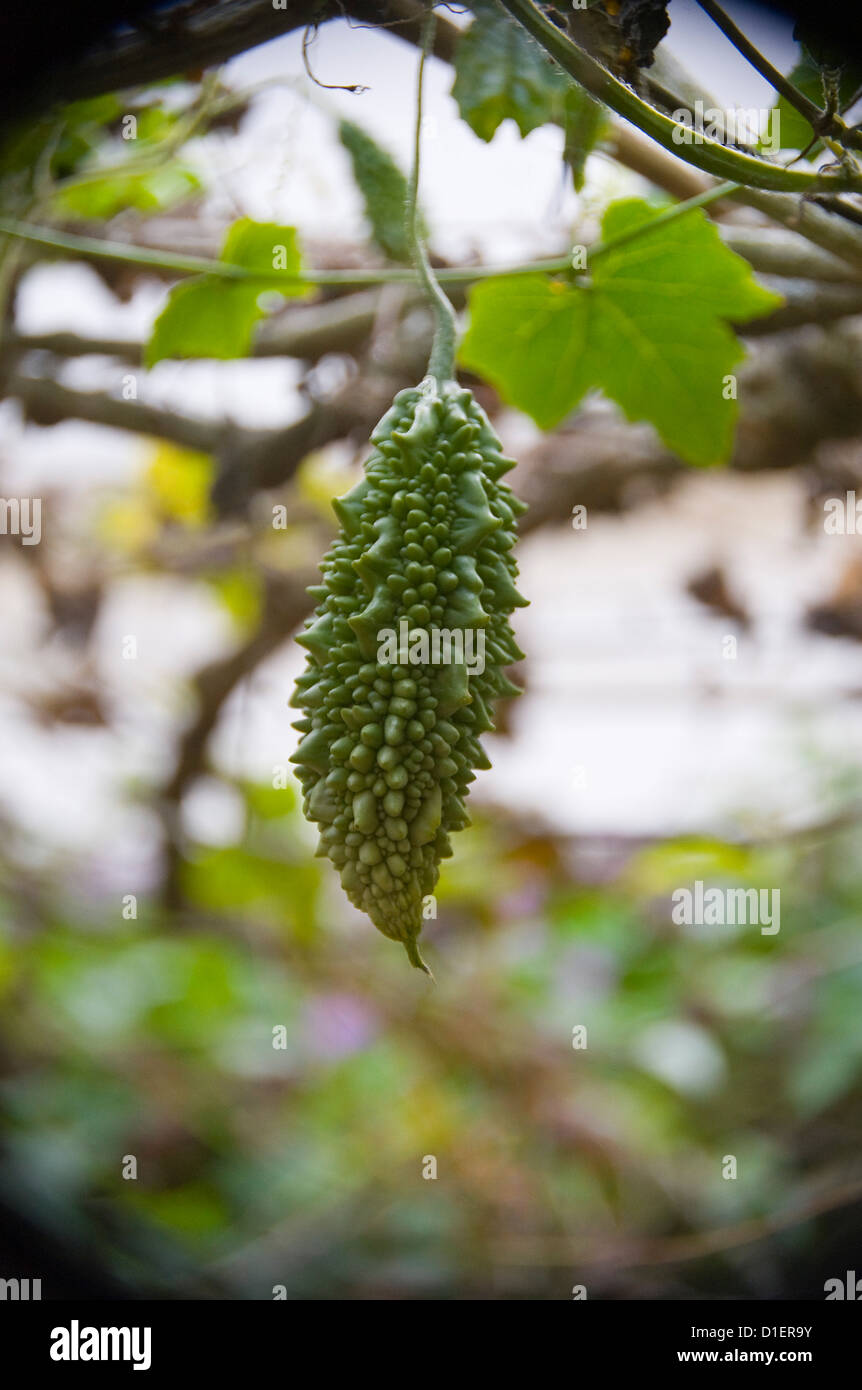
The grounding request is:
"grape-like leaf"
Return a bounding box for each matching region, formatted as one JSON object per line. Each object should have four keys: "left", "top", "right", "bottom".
{"left": 146, "top": 220, "right": 307, "bottom": 366}
{"left": 452, "top": 0, "right": 567, "bottom": 142}
{"left": 460, "top": 198, "right": 782, "bottom": 465}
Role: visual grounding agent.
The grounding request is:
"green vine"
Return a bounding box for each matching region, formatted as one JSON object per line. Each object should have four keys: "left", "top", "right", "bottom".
{"left": 0, "top": 179, "right": 746, "bottom": 297}
{"left": 406, "top": 8, "right": 457, "bottom": 382}
{"left": 497, "top": 0, "right": 862, "bottom": 193}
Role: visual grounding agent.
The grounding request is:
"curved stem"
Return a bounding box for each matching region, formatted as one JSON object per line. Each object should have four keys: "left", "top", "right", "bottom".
{"left": 406, "top": 7, "right": 457, "bottom": 382}
{"left": 498, "top": 0, "right": 862, "bottom": 191}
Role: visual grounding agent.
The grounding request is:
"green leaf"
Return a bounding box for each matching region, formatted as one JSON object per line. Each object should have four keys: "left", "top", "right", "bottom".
{"left": 244, "top": 779, "right": 298, "bottom": 820}
{"left": 594, "top": 200, "right": 780, "bottom": 320}
{"left": 134, "top": 106, "right": 179, "bottom": 144}
{"left": 127, "top": 1183, "right": 229, "bottom": 1241}
{"left": 146, "top": 278, "right": 265, "bottom": 366}
{"left": 55, "top": 164, "right": 201, "bottom": 220}
{"left": 220, "top": 218, "right": 303, "bottom": 278}
{"left": 188, "top": 846, "right": 320, "bottom": 908}
{"left": 146, "top": 441, "right": 213, "bottom": 525}
{"left": 460, "top": 197, "right": 782, "bottom": 465}
{"left": 338, "top": 119, "right": 422, "bottom": 262}
{"left": 145, "top": 218, "right": 307, "bottom": 366}
{"left": 63, "top": 95, "right": 125, "bottom": 129}
{"left": 452, "top": 0, "right": 567, "bottom": 141}
{"left": 460, "top": 274, "right": 592, "bottom": 430}
{"left": 563, "top": 86, "right": 606, "bottom": 192}
{"left": 788, "top": 971, "right": 862, "bottom": 1115}
{"left": 206, "top": 569, "right": 262, "bottom": 629}
{"left": 769, "top": 51, "right": 862, "bottom": 153}
{"left": 628, "top": 837, "right": 755, "bottom": 898}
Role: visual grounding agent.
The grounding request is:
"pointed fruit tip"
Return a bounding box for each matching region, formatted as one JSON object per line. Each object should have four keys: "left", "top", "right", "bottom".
{"left": 404, "top": 936, "right": 435, "bottom": 981}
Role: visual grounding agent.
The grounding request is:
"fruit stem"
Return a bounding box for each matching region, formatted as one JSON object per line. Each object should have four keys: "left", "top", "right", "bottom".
{"left": 407, "top": 6, "right": 458, "bottom": 383}
{"left": 405, "top": 935, "right": 435, "bottom": 979}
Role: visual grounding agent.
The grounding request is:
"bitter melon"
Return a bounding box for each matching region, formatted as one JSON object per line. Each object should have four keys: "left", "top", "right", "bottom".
{"left": 290, "top": 379, "right": 526, "bottom": 971}
{"left": 290, "top": 14, "right": 526, "bottom": 971}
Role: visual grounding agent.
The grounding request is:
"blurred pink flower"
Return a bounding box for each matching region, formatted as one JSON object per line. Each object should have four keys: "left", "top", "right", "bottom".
{"left": 303, "top": 992, "right": 379, "bottom": 1060}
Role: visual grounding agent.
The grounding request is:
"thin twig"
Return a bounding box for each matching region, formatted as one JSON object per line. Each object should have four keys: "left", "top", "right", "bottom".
{"left": 0, "top": 215, "right": 572, "bottom": 286}
{"left": 694, "top": 0, "right": 824, "bottom": 131}
{"left": 301, "top": 21, "right": 368, "bottom": 93}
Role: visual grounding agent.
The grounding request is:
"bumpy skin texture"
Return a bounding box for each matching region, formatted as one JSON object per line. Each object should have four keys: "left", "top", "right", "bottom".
{"left": 290, "top": 376, "right": 526, "bottom": 970}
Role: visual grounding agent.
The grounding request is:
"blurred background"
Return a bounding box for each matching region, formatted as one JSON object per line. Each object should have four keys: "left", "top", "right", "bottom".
{"left": 2, "top": 0, "right": 862, "bottom": 1299}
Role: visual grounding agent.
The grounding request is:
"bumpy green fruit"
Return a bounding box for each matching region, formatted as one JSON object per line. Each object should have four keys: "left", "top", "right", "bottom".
{"left": 290, "top": 376, "right": 526, "bottom": 971}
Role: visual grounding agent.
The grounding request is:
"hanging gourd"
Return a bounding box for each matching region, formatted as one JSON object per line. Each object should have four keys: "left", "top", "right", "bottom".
{"left": 290, "top": 12, "right": 527, "bottom": 972}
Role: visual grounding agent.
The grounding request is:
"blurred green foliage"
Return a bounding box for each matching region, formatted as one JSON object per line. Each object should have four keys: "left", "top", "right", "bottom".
{"left": 3, "top": 774, "right": 862, "bottom": 1298}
